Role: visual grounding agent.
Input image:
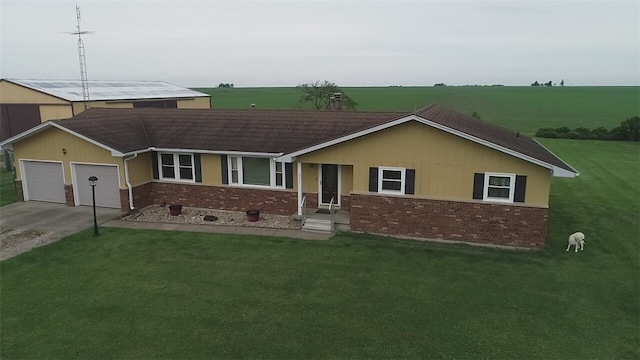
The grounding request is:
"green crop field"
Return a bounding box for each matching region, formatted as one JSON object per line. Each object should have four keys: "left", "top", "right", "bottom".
{"left": 195, "top": 86, "right": 639, "bottom": 135}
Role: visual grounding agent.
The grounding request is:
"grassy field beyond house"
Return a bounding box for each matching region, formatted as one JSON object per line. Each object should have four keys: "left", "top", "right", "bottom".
{"left": 197, "top": 86, "right": 640, "bottom": 135}
{"left": 1, "top": 139, "right": 638, "bottom": 359}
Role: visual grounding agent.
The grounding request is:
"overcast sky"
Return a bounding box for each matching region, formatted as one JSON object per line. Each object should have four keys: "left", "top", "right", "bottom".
{"left": 1, "top": 0, "right": 638, "bottom": 87}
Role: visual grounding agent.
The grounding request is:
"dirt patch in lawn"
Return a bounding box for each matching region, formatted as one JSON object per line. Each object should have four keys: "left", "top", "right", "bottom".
{"left": 0, "top": 226, "right": 63, "bottom": 261}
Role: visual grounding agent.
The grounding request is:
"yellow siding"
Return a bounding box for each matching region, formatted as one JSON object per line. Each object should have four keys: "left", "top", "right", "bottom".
{"left": 39, "top": 105, "right": 74, "bottom": 122}
{"left": 298, "top": 121, "right": 551, "bottom": 206}
{"left": 202, "top": 154, "right": 222, "bottom": 185}
{"left": 127, "top": 152, "right": 153, "bottom": 186}
{"left": 341, "top": 165, "right": 353, "bottom": 194}
{"left": 0, "top": 81, "right": 68, "bottom": 104}
{"left": 177, "top": 97, "right": 211, "bottom": 109}
{"left": 301, "top": 163, "right": 318, "bottom": 192}
{"left": 12, "top": 127, "right": 126, "bottom": 187}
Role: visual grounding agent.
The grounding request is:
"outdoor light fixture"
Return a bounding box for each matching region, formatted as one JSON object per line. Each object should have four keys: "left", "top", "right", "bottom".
{"left": 88, "top": 176, "right": 99, "bottom": 236}
{"left": 62, "top": 148, "right": 67, "bottom": 155}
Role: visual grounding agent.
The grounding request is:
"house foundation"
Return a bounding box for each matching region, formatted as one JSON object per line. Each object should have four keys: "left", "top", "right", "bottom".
{"left": 350, "top": 193, "right": 548, "bottom": 249}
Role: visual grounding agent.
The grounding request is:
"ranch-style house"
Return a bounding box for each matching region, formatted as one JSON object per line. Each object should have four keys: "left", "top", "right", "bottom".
{"left": 0, "top": 104, "right": 578, "bottom": 249}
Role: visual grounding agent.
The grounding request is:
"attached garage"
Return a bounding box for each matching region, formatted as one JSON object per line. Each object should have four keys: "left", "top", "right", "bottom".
{"left": 72, "top": 163, "right": 121, "bottom": 208}
{"left": 20, "top": 160, "right": 66, "bottom": 203}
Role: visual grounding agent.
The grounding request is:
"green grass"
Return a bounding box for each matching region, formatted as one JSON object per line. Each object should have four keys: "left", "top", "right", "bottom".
{"left": 196, "top": 86, "right": 639, "bottom": 135}
{"left": 2, "top": 87, "right": 639, "bottom": 358}
{"left": 1, "top": 140, "right": 638, "bottom": 359}
{"left": 0, "top": 165, "right": 18, "bottom": 207}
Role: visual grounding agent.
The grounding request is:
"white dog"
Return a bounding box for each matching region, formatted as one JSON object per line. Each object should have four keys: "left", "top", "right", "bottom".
{"left": 566, "top": 232, "right": 585, "bottom": 252}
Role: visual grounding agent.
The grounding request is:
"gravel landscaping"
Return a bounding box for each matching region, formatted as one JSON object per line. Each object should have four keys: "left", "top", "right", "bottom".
{"left": 123, "top": 205, "right": 300, "bottom": 230}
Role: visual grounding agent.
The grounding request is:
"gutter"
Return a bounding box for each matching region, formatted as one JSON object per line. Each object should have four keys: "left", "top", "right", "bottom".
{"left": 124, "top": 153, "right": 138, "bottom": 211}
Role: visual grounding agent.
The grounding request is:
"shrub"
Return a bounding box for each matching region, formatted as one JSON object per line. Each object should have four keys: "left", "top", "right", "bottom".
{"left": 535, "top": 128, "right": 558, "bottom": 138}
{"left": 535, "top": 117, "right": 639, "bottom": 141}
{"left": 590, "top": 127, "right": 610, "bottom": 140}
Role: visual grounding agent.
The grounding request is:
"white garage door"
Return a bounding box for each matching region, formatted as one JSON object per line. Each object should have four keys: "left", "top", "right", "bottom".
{"left": 21, "top": 161, "right": 66, "bottom": 203}
{"left": 73, "top": 164, "right": 121, "bottom": 208}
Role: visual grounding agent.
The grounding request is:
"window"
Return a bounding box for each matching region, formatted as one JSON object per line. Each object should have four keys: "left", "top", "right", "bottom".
{"left": 275, "top": 162, "right": 284, "bottom": 187}
{"left": 483, "top": 173, "right": 515, "bottom": 202}
{"left": 159, "top": 153, "right": 194, "bottom": 181}
{"left": 228, "top": 156, "right": 284, "bottom": 188}
{"left": 378, "top": 167, "right": 406, "bottom": 194}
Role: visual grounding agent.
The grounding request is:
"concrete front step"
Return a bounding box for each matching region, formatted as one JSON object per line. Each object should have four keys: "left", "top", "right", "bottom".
{"left": 302, "top": 218, "right": 333, "bottom": 233}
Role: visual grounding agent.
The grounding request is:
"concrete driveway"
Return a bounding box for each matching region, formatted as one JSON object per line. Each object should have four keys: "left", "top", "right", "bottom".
{"left": 0, "top": 201, "right": 125, "bottom": 260}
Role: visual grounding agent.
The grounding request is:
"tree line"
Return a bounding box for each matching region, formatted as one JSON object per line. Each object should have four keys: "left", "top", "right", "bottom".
{"left": 536, "top": 116, "right": 639, "bottom": 141}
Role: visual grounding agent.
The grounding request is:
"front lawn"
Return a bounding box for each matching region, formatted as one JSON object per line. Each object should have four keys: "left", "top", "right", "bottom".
{"left": 1, "top": 140, "right": 638, "bottom": 359}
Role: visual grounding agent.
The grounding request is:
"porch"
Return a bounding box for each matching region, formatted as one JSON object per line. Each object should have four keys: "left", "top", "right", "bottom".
{"left": 297, "top": 207, "right": 351, "bottom": 233}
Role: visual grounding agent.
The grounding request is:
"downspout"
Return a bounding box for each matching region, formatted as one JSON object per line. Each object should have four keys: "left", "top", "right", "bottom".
{"left": 124, "top": 153, "right": 138, "bottom": 211}
{"left": 297, "top": 161, "right": 303, "bottom": 216}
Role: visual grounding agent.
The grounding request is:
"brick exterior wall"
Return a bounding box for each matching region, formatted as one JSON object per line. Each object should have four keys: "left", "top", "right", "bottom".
{"left": 350, "top": 193, "right": 548, "bottom": 249}
{"left": 14, "top": 180, "right": 24, "bottom": 202}
{"left": 132, "top": 182, "right": 300, "bottom": 215}
{"left": 340, "top": 195, "right": 350, "bottom": 211}
{"left": 64, "top": 184, "right": 74, "bottom": 207}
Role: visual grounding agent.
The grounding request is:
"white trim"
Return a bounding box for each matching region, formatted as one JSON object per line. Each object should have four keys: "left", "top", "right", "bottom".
{"left": 19, "top": 159, "right": 66, "bottom": 202}
{"left": 533, "top": 138, "right": 580, "bottom": 177}
{"left": 483, "top": 172, "right": 516, "bottom": 203}
{"left": 0, "top": 121, "right": 125, "bottom": 156}
{"left": 277, "top": 116, "right": 413, "bottom": 163}
{"left": 149, "top": 148, "right": 282, "bottom": 158}
{"left": 297, "top": 162, "right": 303, "bottom": 216}
{"left": 157, "top": 152, "right": 196, "bottom": 183}
{"left": 275, "top": 114, "right": 579, "bottom": 178}
{"left": 318, "top": 164, "right": 341, "bottom": 207}
{"left": 70, "top": 162, "right": 122, "bottom": 207}
{"left": 378, "top": 166, "right": 406, "bottom": 195}
{"left": 124, "top": 153, "right": 138, "bottom": 210}
{"left": 227, "top": 155, "right": 285, "bottom": 188}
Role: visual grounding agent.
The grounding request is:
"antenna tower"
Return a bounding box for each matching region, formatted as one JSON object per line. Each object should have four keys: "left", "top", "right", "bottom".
{"left": 72, "top": 5, "right": 91, "bottom": 109}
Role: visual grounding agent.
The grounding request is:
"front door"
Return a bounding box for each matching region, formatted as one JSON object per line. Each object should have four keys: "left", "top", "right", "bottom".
{"left": 320, "top": 164, "right": 339, "bottom": 206}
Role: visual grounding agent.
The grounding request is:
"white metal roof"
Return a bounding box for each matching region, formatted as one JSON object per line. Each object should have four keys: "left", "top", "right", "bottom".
{"left": 5, "top": 79, "right": 209, "bottom": 102}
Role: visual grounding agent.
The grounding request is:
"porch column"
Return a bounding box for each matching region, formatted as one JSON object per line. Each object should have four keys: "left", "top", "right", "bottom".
{"left": 297, "top": 161, "right": 303, "bottom": 216}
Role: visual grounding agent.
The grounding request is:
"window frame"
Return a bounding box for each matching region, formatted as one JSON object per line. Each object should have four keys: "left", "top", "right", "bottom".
{"left": 228, "top": 156, "right": 285, "bottom": 189}
{"left": 158, "top": 152, "right": 195, "bottom": 183}
{"left": 483, "top": 172, "right": 516, "bottom": 203}
{"left": 378, "top": 166, "right": 406, "bottom": 194}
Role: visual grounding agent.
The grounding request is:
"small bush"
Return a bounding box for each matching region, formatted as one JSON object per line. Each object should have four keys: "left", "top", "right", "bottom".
{"left": 535, "top": 128, "right": 558, "bottom": 138}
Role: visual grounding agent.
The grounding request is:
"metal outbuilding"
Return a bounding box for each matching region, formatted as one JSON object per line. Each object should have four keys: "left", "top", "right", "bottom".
{"left": 0, "top": 78, "right": 211, "bottom": 141}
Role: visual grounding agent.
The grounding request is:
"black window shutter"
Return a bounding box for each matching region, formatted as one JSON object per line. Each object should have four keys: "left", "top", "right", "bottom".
{"left": 405, "top": 169, "right": 416, "bottom": 195}
{"left": 472, "top": 173, "right": 484, "bottom": 199}
{"left": 152, "top": 151, "right": 159, "bottom": 180}
{"left": 285, "top": 163, "right": 294, "bottom": 189}
{"left": 369, "top": 167, "right": 379, "bottom": 192}
{"left": 514, "top": 175, "right": 527, "bottom": 202}
{"left": 194, "top": 153, "right": 202, "bottom": 183}
{"left": 221, "top": 155, "right": 228, "bottom": 184}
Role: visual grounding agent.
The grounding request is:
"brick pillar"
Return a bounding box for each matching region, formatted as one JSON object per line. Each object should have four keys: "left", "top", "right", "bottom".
{"left": 64, "top": 184, "right": 74, "bottom": 207}
{"left": 14, "top": 180, "right": 24, "bottom": 201}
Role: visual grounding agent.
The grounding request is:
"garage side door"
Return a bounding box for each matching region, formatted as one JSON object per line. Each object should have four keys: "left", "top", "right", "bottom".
{"left": 73, "top": 164, "right": 121, "bottom": 208}
{"left": 21, "top": 160, "right": 66, "bottom": 203}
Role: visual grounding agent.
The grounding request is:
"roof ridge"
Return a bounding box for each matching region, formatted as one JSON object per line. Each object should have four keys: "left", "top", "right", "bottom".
{"left": 135, "top": 109, "right": 153, "bottom": 148}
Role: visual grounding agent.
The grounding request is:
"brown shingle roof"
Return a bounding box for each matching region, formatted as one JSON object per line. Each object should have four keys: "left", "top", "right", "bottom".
{"left": 52, "top": 106, "right": 576, "bottom": 174}
{"left": 58, "top": 108, "right": 406, "bottom": 154}
{"left": 415, "top": 105, "right": 576, "bottom": 173}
